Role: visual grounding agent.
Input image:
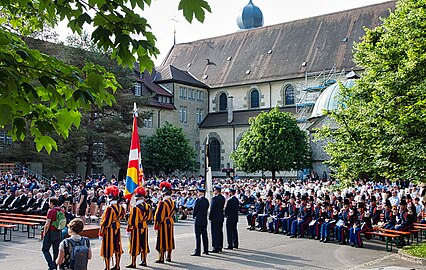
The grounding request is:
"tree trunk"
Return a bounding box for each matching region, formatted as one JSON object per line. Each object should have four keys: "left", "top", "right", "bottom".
{"left": 271, "top": 170, "right": 276, "bottom": 180}
{"left": 85, "top": 110, "right": 95, "bottom": 178}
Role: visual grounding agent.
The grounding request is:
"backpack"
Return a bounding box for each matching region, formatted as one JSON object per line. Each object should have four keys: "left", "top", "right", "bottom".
{"left": 52, "top": 210, "right": 67, "bottom": 230}
{"left": 64, "top": 237, "right": 90, "bottom": 270}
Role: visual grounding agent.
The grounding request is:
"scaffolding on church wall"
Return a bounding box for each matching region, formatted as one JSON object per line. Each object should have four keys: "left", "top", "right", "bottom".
{"left": 296, "top": 64, "right": 345, "bottom": 129}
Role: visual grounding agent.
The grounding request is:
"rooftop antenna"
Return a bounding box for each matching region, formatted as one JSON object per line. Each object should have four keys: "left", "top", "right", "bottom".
{"left": 172, "top": 16, "right": 178, "bottom": 45}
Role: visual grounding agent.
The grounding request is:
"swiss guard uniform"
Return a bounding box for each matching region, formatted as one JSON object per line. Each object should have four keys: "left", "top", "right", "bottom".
{"left": 99, "top": 185, "right": 126, "bottom": 270}
{"left": 154, "top": 181, "right": 175, "bottom": 263}
{"left": 126, "top": 186, "right": 152, "bottom": 268}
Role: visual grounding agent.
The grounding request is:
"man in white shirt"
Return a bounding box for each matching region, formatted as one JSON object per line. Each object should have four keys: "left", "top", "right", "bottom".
{"left": 389, "top": 190, "right": 400, "bottom": 206}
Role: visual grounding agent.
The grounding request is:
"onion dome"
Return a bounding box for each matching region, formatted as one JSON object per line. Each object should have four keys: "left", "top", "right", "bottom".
{"left": 237, "top": 0, "right": 264, "bottom": 30}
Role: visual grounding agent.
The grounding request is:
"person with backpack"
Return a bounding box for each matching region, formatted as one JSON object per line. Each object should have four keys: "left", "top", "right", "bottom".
{"left": 125, "top": 186, "right": 152, "bottom": 268}
{"left": 56, "top": 218, "right": 92, "bottom": 270}
{"left": 99, "top": 185, "right": 125, "bottom": 270}
{"left": 42, "top": 197, "right": 66, "bottom": 270}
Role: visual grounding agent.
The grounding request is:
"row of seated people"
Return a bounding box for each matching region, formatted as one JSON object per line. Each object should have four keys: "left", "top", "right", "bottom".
{"left": 0, "top": 189, "right": 51, "bottom": 215}
{"left": 247, "top": 190, "right": 422, "bottom": 248}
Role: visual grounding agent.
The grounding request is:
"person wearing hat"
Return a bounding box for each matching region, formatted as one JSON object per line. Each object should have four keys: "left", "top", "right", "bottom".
{"left": 349, "top": 202, "right": 372, "bottom": 248}
{"left": 154, "top": 181, "right": 176, "bottom": 263}
{"left": 246, "top": 192, "right": 265, "bottom": 230}
{"left": 381, "top": 200, "right": 396, "bottom": 229}
{"left": 224, "top": 188, "right": 239, "bottom": 249}
{"left": 269, "top": 194, "right": 285, "bottom": 234}
{"left": 394, "top": 199, "right": 414, "bottom": 231}
{"left": 289, "top": 195, "right": 311, "bottom": 238}
{"left": 99, "top": 185, "right": 126, "bottom": 270}
{"left": 283, "top": 196, "right": 298, "bottom": 235}
{"left": 209, "top": 185, "right": 225, "bottom": 253}
{"left": 333, "top": 199, "right": 353, "bottom": 245}
{"left": 126, "top": 186, "right": 152, "bottom": 268}
{"left": 191, "top": 187, "right": 209, "bottom": 256}
{"left": 258, "top": 190, "right": 274, "bottom": 232}
{"left": 319, "top": 203, "right": 338, "bottom": 242}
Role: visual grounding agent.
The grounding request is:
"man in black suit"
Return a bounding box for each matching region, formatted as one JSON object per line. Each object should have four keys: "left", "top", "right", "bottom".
{"left": 25, "top": 193, "right": 43, "bottom": 213}
{"left": 209, "top": 185, "right": 225, "bottom": 253}
{"left": 0, "top": 188, "right": 14, "bottom": 209}
{"left": 22, "top": 192, "right": 36, "bottom": 211}
{"left": 191, "top": 187, "right": 210, "bottom": 256}
{"left": 8, "top": 189, "right": 28, "bottom": 213}
{"left": 225, "top": 188, "right": 239, "bottom": 250}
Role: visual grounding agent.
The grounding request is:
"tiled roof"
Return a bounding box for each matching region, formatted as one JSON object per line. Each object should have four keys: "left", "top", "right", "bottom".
{"left": 161, "top": 1, "right": 395, "bottom": 88}
{"left": 199, "top": 107, "right": 296, "bottom": 128}
{"left": 154, "top": 65, "right": 209, "bottom": 89}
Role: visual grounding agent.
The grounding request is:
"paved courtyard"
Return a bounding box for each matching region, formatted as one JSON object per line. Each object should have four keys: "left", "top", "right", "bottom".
{"left": 0, "top": 216, "right": 423, "bottom": 270}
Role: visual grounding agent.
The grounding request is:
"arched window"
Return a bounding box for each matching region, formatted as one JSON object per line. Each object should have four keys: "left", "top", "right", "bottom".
{"left": 209, "top": 138, "right": 221, "bottom": 171}
{"left": 219, "top": 93, "right": 227, "bottom": 111}
{"left": 250, "top": 89, "right": 259, "bottom": 108}
{"left": 285, "top": 85, "right": 295, "bottom": 105}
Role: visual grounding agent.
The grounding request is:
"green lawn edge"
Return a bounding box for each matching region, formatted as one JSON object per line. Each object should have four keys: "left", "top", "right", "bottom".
{"left": 403, "top": 242, "right": 426, "bottom": 258}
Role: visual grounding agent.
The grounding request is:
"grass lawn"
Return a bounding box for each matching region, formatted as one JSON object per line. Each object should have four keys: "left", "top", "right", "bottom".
{"left": 403, "top": 242, "right": 426, "bottom": 258}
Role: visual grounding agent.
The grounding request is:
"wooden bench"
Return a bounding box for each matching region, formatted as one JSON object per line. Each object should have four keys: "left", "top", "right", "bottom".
{"left": 0, "top": 224, "right": 16, "bottom": 241}
{"left": 0, "top": 219, "right": 39, "bottom": 238}
{"left": 79, "top": 224, "right": 100, "bottom": 239}
{"left": 1, "top": 213, "right": 47, "bottom": 219}
{"left": 376, "top": 228, "right": 413, "bottom": 245}
{"left": 0, "top": 215, "right": 46, "bottom": 223}
{"left": 364, "top": 231, "right": 400, "bottom": 252}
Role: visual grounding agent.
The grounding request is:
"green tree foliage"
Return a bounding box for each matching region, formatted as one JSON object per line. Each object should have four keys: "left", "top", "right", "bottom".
{"left": 143, "top": 122, "right": 196, "bottom": 175}
{"left": 231, "top": 108, "right": 311, "bottom": 179}
{"left": 319, "top": 0, "right": 426, "bottom": 183}
{"left": 0, "top": 0, "right": 211, "bottom": 153}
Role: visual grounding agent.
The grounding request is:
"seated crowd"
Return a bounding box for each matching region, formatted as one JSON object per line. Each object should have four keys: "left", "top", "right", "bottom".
{"left": 243, "top": 178, "right": 426, "bottom": 248}
{"left": 1, "top": 170, "right": 425, "bottom": 250}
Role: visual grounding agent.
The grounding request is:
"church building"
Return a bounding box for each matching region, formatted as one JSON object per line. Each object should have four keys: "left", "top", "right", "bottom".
{"left": 137, "top": 1, "right": 395, "bottom": 178}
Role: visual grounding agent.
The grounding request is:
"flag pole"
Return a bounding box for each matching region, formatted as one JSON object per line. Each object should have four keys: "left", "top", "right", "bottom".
{"left": 124, "top": 102, "right": 142, "bottom": 202}
{"left": 205, "top": 136, "right": 213, "bottom": 201}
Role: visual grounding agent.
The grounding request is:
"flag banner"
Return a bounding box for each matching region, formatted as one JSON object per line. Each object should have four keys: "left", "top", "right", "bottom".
{"left": 205, "top": 142, "right": 213, "bottom": 201}
{"left": 124, "top": 110, "right": 143, "bottom": 200}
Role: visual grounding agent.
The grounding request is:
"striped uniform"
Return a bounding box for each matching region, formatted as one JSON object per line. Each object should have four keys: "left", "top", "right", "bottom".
{"left": 100, "top": 203, "right": 125, "bottom": 258}
{"left": 154, "top": 197, "right": 176, "bottom": 252}
{"left": 127, "top": 201, "right": 152, "bottom": 256}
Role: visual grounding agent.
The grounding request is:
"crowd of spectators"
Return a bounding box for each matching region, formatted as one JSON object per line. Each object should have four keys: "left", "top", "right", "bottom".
{"left": 1, "top": 170, "right": 425, "bottom": 248}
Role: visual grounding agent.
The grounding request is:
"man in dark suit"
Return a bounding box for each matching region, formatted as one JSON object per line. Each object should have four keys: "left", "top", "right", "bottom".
{"left": 22, "top": 192, "right": 36, "bottom": 211}
{"left": 225, "top": 188, "right": 239, "bottom": 250}
{"left": 25, "top": 193, "right": 43, "bottom": 213}
{"left": 8, "top": 189, "right": 28, "bottom": 213}
{"left": 0, "top": 188, "right": 14, "bottom": 209}
{"left": 209, "top": 185, "right": 225, "bottom": 253}
{"left": 191, "top": 187, "right": 210, "bottom": 256}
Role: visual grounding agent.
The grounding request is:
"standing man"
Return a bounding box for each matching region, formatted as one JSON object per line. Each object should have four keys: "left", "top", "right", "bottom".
{"left": 77, "top": 182, "right": 88, "bottom": 224}
{"left": 224, "top": 188, "right": 239, "bottom": 250}
{"left": 154, "top": 181, "right": 175, "bottom": 263}
{"left": 209, "top": 185, "right": 225, "bottom": 253}
{"left": 99, "top": 185, "right": 125, "bottom": 270}
{"left": 191, "top": 187, "right": 209, "bottom": 256}
{"left": 42, "top": 197, "right": 63, "bottom": 270}
{"left": 126, "top": 186, "right": 152, "bottom": 268}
